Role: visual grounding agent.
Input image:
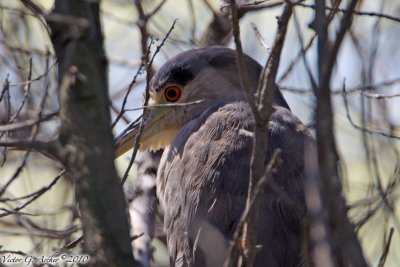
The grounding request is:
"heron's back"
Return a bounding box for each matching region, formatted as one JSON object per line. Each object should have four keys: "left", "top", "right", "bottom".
{"left": 157, "top": 101, "right": 313, "bottom": 267}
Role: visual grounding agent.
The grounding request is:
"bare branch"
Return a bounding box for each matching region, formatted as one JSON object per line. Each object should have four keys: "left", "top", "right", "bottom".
{"left": 229, "top": 0, "right": 259, "bottom": 118}
{"left": 280, "top": 76, "right": 400, "bottom": 95}
{"left": 363, "top": 92, "right": 400, "bottom": 100}
{"left": 0, "top": 170, "right": 65, "bottom": 218}
{"left": 238, "top": 0, "right": 284, "bottom": 13}
{"left": 228, "top": 1, "right": 295, "bottom": 265}
{"left": 0, "top": 150, "right": 30, "bottom": 198}
{"left": 313, "top": 0, "right": 369, "bottom": 265}
{"left": 0, "top": 112, "right": 58, "bottom": 132}
{"left": 147, "top": 0, "right": 168, "bottom": 19}
{"left": 225, "top": 149, "right": 282, "bottom": 267}
{"left": 20, "top": 0, "right": 44, "bottom": 16}
{"left": 342, "top": 84, "right": 400, "bottom": 140}
{"left": 377, "top": 227, "right": 394, "bottom": 267}
{"left": 47, "top": 0, "right": 140, "bottom": 265}
{"left": 111, "top": 58, "right": 146, "bottom": 128}
{"left": 124, "top": 99, "right": 204, "bottom": 111}
{"left": 120, "top": 20, "right": 177, "bottom": 186}
{"left": 298, "top": 2, "right": 400, "bottom": 24}
{"left": 250, "top": 23, "right": 271, "bottom": 51}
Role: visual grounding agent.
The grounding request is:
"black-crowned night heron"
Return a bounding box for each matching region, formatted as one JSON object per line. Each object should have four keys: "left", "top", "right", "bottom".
{"left": 115, "top": 47, "right": 313, "bottom": 267}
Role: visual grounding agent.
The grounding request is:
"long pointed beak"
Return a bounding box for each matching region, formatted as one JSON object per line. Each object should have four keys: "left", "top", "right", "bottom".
{"left": 114, "top": 116, "right": 142, "bottom": 158}
{"left": 114, "top": 105, "right": 176, "bottom": 157}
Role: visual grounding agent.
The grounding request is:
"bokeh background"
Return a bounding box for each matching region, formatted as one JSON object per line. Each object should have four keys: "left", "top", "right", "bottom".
{"left": 1, "top": 0, "right": 399, "bottom": 266}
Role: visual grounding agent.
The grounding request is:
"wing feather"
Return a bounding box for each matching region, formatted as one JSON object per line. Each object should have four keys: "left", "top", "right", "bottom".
{"left": 157, "top": 101, "right": 313, "bottom": 267}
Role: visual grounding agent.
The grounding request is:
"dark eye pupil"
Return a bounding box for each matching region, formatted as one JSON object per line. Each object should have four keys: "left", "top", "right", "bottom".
{"left": 167, "top": 89, "right": 177, "bottom": 98}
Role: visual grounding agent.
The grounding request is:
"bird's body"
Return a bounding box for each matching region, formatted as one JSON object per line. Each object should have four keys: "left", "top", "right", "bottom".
{"left": 115, "top": 47, "right": 313, "bottom": 267}
{"left": 159, "top": 102, "right": 312, "bottom": 267}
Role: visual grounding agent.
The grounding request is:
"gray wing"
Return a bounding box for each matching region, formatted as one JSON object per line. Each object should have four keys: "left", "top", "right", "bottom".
{"left": 157, "top": 101, "right": 313, "bottom": 267}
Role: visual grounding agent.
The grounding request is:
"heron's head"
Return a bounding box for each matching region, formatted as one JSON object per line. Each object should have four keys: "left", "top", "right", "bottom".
{"left": 115, "top": 46, "right": 288, "bottom": 156}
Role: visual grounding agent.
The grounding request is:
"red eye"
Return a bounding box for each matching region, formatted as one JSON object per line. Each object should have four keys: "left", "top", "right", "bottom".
{"left": 164, "top": 85, "right": 181, "bottom": 102}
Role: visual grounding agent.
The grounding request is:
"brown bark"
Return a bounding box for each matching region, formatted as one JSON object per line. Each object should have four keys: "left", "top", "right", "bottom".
{"left": 47, "top": 1, "right": 140, "bottom": 266}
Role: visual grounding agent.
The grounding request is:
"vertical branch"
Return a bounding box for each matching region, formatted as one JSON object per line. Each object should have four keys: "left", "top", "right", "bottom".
{"left": 120, "top": 20, "right": 176, "bottom": 186}
{"left": 0, "top": 75, "right": 11, "bottom": 165}
{"left": 47, "top": 1, "right": 140, "bottom": 266}
{"left": 228, "top": 1, "right": 260, "bottom": 263}
{"left": 119, "top": 21, "right": 176, "bottom": 267}
{"left": 377, "top": 227, "right": 394, "bottom": 267}
{"left": 200, "top": 0, "right": 232, "bottom": 47}
{"left": 112, "top": 0, "right": 168, "bottom": 127}
{"left": 228, "top": 1, "right": 294, "bottom": 266}
{"left": 315, "top": 0, "right": 328, "bottom": 82}
{"left": 134, "top": 0, "right": 150, "bottom": 63}
{"left": 313, "top": 0, "right": 368, "bottom": 266}
{"left": 309, "top": 1, "right": 336, "bottom": 266}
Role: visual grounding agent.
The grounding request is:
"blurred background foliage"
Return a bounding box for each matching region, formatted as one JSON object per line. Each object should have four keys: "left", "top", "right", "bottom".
{"left": 0, "top": 0, "right": 399, "bottom": 266}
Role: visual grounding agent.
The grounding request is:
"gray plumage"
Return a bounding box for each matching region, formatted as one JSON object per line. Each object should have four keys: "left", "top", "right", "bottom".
{"left": 149, "top": 47, "right": 314, "bottom": 266}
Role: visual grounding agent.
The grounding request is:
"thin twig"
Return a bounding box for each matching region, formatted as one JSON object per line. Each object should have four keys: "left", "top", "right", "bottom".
{"left": 9, "top": 58, "right": 33, "bottom": 123}
{"left": 377, "top": 227, "right": 394, "bottom": 267}
{"left": 320, "top": 0, "right": 359, "bottom": 89}
{"left": 109, "top": 101, "right": 130, "bottom": 124}
{"left": 280, "top": 76, "right": 400, "bottom": 95}
{"left": 2, "top": 112, "right": 55, "bottom": 136}
{"left": 229, "top": 0, "right": 259, "bottom": 120}
{"left": 298, "top": 2, "right": 400, "bottom": 23}
{"left": 120, "top": 20, "right": 177, "bottom": 186}
{"left": 221, "top": 0, "right": 284, "bottom": 14}
{"left": 250, "top": 23, "right": 271, "bottom": 51}
{"left": 0, "top": 39, "right": 55, "bottom": 57}
{"left": 227, "top": 1, "right": 294, "bottom": 265}
{"left": 0, "top": 170, "right": 66, "bottom": 218}
{"left": 363, "top": 92, "right": 400, "bottom": 99}
{"left": 111, "top": 58, "right": 146, "bottom": 128}
{"left": 64, "top": 235, "right": 84, "bottom": 249}
{"left": 278, "top": 0, "right": 341, "bottom": 83}
{"left": 314, "top": 0, "right": 369, "bottom": 265}
{"left": 147, "top": 0, "right": 168, "bottom": 19}
{"left": 293, "top": 10, "right": 318, "bottom": 91}
{"left": 224, "top": 149, "right": 281, "bottom": 267}
{"left": 342, "top": 83, "right": 400, "bottom": 140}
{"left": 20, "top": 0, "right": 44, "bottom": 16}
{"left": 0, "top": 151, "right": 31, "bottom": 198}
{"left": 7, "top": 61, "right": 57, "bottom": 87}
{"left": 124, "top": 99, "right": 204, "bottom": 111}
{"left": 0, "top": 75, "right": 11, "bottom": 165}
